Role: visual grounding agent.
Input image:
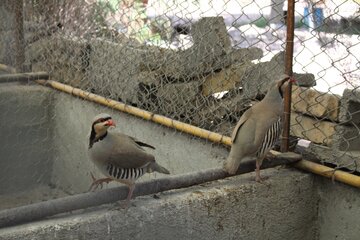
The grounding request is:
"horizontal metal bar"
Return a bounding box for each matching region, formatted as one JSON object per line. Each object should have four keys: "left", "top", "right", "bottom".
{"left": 0, "top": 155, "right": 300, "bottom": 229}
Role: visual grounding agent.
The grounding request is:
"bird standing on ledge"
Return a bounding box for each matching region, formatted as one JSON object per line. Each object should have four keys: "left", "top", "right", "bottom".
{"left": 223, "top": 75, "right": 295, "bottom": 181}
{"left": 88, "top": 113, "right": 170, "bottom": 206}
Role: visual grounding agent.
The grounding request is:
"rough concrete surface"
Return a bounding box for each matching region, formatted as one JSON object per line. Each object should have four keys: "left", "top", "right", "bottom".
{"left": 0, "top": 83, "right": 54, "bottom": 195}
{"left": 0, "top": 168, "right": 318, "bottom": 240}
{"left": 316, "top": 177, "right": 360, "bottom": 240}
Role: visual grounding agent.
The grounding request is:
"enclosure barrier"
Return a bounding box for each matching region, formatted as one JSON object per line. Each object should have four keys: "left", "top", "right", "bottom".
{"left": 33, "top": 78, "right": 360, "bottom": 189}
{"left": 0, "top": 156, "right": 298, "bottom": 228}
{"left": 0, "top": 69, "right": 360, "bottom": 228}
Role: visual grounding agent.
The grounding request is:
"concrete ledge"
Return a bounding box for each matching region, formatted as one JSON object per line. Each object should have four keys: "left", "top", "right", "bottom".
{"left": 316, "top": 176, "right": 360, "bottom": 240}
{"left": 0, "top": 168, "right": 318, "bottom": 240}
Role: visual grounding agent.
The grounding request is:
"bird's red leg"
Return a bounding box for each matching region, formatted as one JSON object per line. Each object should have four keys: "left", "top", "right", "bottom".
{"left": 255, "top": 158, "right": 269, "bottom": 182}
{"left": 123, "top": 183, "right": 136, "bottom": 208}
{"left": 89, "top": 172, "right": 113, "bottom": 191}
{"left": 255, "top": 160, "right": 263, "bottom": 182}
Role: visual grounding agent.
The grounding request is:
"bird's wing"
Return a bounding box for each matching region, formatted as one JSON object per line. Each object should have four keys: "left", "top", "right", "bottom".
{"left": 231, "top": 108, "right": 253, "bottom": 142}
{"left": 107, "top": 133, "right": 155, "bottom": 169}
{"left": 231, "top": 105, "right": 280, "bottom": 151}
{"left": 129, "top": 136, "right": 156, "bottom": 149}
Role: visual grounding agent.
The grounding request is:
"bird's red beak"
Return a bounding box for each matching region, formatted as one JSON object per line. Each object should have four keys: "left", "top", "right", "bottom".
{"left": 289, "top": 77, "right": 297, "bottom": 83}
{"left": 105, "top": 119, "right": 116, "bottom": 127}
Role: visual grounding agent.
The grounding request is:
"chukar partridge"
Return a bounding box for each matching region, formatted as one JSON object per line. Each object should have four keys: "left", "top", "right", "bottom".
{"left": 88, "top": 113, "right": 170, "bottom": 205}
{"left": 223, "top": 75, "right": 294, "bottom": 181}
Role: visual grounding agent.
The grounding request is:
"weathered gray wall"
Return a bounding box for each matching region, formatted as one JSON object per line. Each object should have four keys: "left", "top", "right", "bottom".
{"left": 0, "top": 168, "right": 319, "bottom": 240}
{"left": 0, "top": 83, "right": 227, "bottom": 199}
{"left": 50, "top": 89, "right": 228, "bottom": 195}
{"left": 317, "top": 177, "right": 360, "bottom": 240}
{"left": 0, "top": 83, "right": 54, "bottom": 195}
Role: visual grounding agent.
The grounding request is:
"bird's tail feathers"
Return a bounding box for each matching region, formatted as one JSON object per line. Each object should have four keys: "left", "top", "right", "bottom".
{"left": 223, "top": 156, "right": 241, "bottom": 175}
{"left": 149, "top": 162, "right": 170, "bottom": 174}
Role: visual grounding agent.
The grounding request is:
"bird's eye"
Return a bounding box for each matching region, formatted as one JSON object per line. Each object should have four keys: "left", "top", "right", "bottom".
{"left": 96, "top": 117, "right": 111, "bottom": 124}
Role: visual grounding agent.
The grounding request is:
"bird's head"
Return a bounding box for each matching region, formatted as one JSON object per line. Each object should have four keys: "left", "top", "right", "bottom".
{"left": 268, "top": 75, "right": 296, "bottom": 99}
{"left": 92, "top": 113, "right": 116, "bottom": 136}
{"left": 89, "top": 113, "right": 116, "bottom": 148}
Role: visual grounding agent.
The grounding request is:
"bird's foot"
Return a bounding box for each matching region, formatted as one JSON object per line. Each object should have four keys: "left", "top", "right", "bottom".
{"left": 255, "top": 175, "right": 269, "bottom": 183}
{"left": 88, "top": 173, "right": 112, "bottom": 191}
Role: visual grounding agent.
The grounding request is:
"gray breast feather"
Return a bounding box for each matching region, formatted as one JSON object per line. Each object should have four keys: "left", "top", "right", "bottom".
{"left": 89, "top": 132, "right": 155, "bottom": 169}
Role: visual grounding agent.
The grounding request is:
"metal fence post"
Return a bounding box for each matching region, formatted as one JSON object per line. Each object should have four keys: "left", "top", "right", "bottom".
{"left": 13, "top": 0, "right": 25, "bottom": 72}
{"left": 281, "top": 0, "right": 295, "bottom": 152}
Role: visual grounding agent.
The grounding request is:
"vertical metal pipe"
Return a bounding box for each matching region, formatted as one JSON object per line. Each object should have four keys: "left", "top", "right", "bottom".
{"left": 13, "top": 0, "right": 25, "bottom": 72}
{"left": 281, "top": 0, "right": 295, "bottom": 152}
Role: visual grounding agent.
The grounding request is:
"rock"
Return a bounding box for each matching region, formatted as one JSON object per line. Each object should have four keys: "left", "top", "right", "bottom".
{"left": 193, "top": 94, "right": 251, "bottom": 133}
{"left": 240, "top": 52, "right": 316, "bottom": 98}
{"left": 87, "top": 39, "right": 144, "bottom": 104}
{"left": 201, "top": 62, "right": 254, "bottom": 96}
{"left": 210, "top": 47, "right": 263, "bottom": 74}
{"left": 201, "top": 50, "right": 315, "bottom": 99}
{"left": 293, "top": 73, "right": 316, "bottom": 87}
{"left": 136, "top": 71, "right": 160, "bottom": 85}
{"left": 141, "top": 17, "right": 261, "bottom": 81}
{"left": 239, "top": 51, "right": 285, "bottom": 99}
{"left": 156, "top": 81, "right": 200, "bottom": 119}
{"left": 27, "top": 36, "right": 89, "bottom": 88}
{"left": 32, "top": 63, "right": 86, "bottom": 88}
{"left": 292, "top": 86, "right": 340, "bottom": 122}
{"left": 136, "top": 71, "right": 161, "bottom": 111}
{"left": 290, "top": 112, "right": 336, "bottom": 146}
{"left": 339, "top": 88, "right": 360, "bottom": 126}
{"left": 332, "top": 125, "right": 360, "bottom": 151}
{"left": 191, "top": 16, "right": 231, "bottom": 53}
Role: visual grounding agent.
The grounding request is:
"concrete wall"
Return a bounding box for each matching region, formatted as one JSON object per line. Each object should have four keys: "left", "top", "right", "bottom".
{"left": 317, "top": 177, "right": 360, "bottom": 240}
{"left": 0, "top": 83, "right": 54, "bottom": 195}
{"left": 0, "top": 168, "right": 319, "bottom": 240}
{"left": 0, "top": 83, "right": 227, "bottom": 203}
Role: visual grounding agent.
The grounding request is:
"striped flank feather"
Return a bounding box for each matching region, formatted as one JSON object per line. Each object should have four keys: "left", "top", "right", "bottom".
{"left": 256, "top": 118, "right": 282, "bottom": 158}
{"left": 106, "top": 164, "right": 145, "bottom": 181}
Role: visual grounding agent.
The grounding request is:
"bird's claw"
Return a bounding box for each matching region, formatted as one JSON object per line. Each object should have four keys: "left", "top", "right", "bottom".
{"left": 88, "top": 173, "right": 112, "bottom": 191}
{"left": 255, "top": 175, "right": 270, "bottom": 187}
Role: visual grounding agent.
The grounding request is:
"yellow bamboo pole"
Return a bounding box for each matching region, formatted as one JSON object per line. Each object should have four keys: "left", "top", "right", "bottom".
{"left": 0, "top": 64, "right": 17, "bottom": 73}
{"left": 293, "top": 160, "right": 360, "bottom": 188}
{"left": 35, "top": 79, "right": 232, "bottom": 146}
{"left": 33, "top": 79, "right": 360, "bottom": 188}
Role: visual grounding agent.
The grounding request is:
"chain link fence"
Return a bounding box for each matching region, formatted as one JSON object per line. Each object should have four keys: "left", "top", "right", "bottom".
{"left": 0, "top": 0, "right": 359, "bottom": 209}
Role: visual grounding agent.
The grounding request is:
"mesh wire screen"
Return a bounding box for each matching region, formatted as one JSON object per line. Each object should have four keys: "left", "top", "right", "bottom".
{"left": 0, "top": 0, "right": 359, "bottom": 209}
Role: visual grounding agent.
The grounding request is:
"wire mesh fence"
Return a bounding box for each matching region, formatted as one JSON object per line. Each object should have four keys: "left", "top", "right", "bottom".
{"left": 0, "top": 0, "right": 359, "bottom": 209}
